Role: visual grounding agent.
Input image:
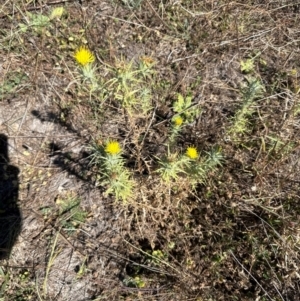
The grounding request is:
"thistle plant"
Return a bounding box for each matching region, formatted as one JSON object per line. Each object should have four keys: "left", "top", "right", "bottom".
{"left": 158, "top": 145, "right": 224, "bottom": 187}
{"left": 138, "top": 56, "right": 156, "bottom": 79}
{"left": 74, "top": 46, "right": 95, "bottom": 66}
{"left": 19, "top": 7, "right": 65, "bottom": 33}
{"left": 56, "top": 193, "right": 87, "bottom": 234}
{"left": 240, "top": 52, "right": 261, "bottom": 73}
{"left": 186, "top": 146, "right": 225, "bottom": 186}
{"left": 157, "top": 150, "right": 189, "bottom": 183}
{"left": 49, "top": 7, "right": 65, "bottom": 20}
{"left": 265, "top": 135, "right": 295, "bottom": 158}
{"left": 108, "top": 59, "right": 140, "bottom": 109}
{"left": 105, "top": 57, "right": 153, "bottom": 113}
{"left": 172, "top": 93, "right": 201, "bottom": 124}
{"left": 167, "top": 94, "right": 201, "bottom": 146}
{"left": 169, "top": 115, "right": 184, "bottom": 143}
{"left": 186, "top": 146, "right": 198, "bottom": 160}
{"left": 168, "top": 94, "right": 201, "bottom": 146}
{"left": 205, "top": 147, "right": 225, "bottom": 169}
{"left": 74, "top": 46, "right": 98, "bottom": 91}
{"left": 228, "top": 76, "right": 265, "bottom": 139}
{"left": 90, "top": 140, "right": 135, "bottom": 201}
{"left": 184, "top": 146, "right": 207, "bottom": 185}
{"left": 138, "top": 87, "right": 152, "bottom": 113}
{"left": 240, "top": 58, "right": 255, "bottom": 73}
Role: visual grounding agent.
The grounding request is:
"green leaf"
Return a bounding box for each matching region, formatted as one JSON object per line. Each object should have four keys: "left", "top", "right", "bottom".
{"left": 240, "top": 59, "right": 255, "bottom": 73}
{"left": 19, "top": 23, "right": 28, "bottom": 32}
{"left": 185, "top": 95, "right": 193, "bottom": 107}
{"left": 173, "top": 93, "right": 185, "bottom": 112}
{"left": 50, "top": 7, "right": 64, "bottom": 20}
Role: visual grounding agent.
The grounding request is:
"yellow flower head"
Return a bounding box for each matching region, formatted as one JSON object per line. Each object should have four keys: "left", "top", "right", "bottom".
{"left": 74, "top": 46, "right": 95, "bottom": 66}
{"left": 173, "top": 116, "right": 183, "bottom": 127}
{"left": 105, "top": 141, "right": 121, "bottom": 155}
{"left": 186, "top": 146, "right": 198, "bottom": 159}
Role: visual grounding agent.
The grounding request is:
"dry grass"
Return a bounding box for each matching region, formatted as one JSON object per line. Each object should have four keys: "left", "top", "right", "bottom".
{"left": 1, "top": 0, "right": 300, "bottom": 300}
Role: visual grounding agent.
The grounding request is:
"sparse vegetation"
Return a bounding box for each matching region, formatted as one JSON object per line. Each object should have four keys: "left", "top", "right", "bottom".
{"left": 1, "top": 1, "right": 300, "bottom": 300}
{"left": 90, "top": 140, "right": 135, "bottom": 201}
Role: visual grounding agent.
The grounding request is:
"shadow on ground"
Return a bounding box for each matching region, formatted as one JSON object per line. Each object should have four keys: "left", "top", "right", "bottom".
{"left": 0, "top": 134, "right": 22, "bottom": 260}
